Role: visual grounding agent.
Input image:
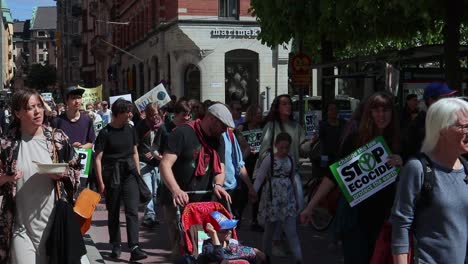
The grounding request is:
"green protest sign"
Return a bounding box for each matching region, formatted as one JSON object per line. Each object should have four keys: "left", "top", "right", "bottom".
{"left": 242, "top": 129, "right": 263, "bottom": 153}
{"left": 75, "top": 148, "right": 93, "bottom": 178}
{"left": 329, "top": 136, "right": 399, "bottom": 207}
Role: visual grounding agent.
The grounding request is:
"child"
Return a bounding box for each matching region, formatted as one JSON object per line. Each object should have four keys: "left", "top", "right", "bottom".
{"left": 198, "top": 211, "right": 267, "bottom": 264}
{"left": 253, "top": 132, "right": 303, "bottom": 263}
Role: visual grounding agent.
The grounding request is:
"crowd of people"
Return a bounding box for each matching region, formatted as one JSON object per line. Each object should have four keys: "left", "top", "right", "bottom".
{"left": 0, "top": 81, "right": 467, "bottom": 264}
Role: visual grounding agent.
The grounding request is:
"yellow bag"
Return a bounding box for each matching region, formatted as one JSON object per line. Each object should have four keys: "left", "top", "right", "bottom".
{"left": 73, "top": 188, "right": 101, "bottom": 235}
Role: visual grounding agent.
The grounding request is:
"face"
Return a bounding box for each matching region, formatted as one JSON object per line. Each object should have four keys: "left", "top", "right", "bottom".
{"left": 175, "top": 111, "right": 191, "bottom": 123}
{"left": 231, "top": 104, "right": 242, "bottom": 119}
{"left": 217, "top": 229, "right": 232, "bottom": 242}
{"left": 15, "top": 95, "right": 44, "bottom": 129}
{"left": 102, "top": 103, "right": 108, "bottom": 109}
{"left": 444, "top": 110, "right": 468, "bottom": 154}
{"left": 66, "top": 94, "right": 82, "bottom": 110}
{"left": 209, "top": 116, "right": 228, "bottom": 137}
{"left": 327, "top": 104, "right": 338, "bottom": 120}
{"left": 371, "top": 105, "right": 392, "bottom": 130}
{"left": 254, "top": 107, "right": 262, "bottom": 122}
{"left": 407, "top": 97, "right": 418, "bottom": 111}
{"left": 275, "top": 140, "right": 291, "bottom": 157}
{"left": 278, "top": 97, "right": 292, "bottom": 117}
{"left": 146, "top": 110, "right": 160, "bottom": 126}
{"left": 86, "top": 104, "right": 94, "bottom": 112}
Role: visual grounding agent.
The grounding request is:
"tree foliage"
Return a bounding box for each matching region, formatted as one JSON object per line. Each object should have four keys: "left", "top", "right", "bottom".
{"left": 25, "top": 64, "right": 57, "bottom": 91}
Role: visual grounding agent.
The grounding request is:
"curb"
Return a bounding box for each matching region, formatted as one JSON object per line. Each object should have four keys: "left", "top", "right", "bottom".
{"left": 84, "top": 233, "right": 105, "bottom": 263}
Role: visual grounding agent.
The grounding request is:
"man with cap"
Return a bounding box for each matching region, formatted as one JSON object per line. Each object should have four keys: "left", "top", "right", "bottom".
{"left": 404, "top": 82, "right": 457, "bottom": 160}
{"left": 53, "top": 86, "right": 96, "bottom": 185}
{"left": 160, "top": 102, "right": 233, "bottom": 257}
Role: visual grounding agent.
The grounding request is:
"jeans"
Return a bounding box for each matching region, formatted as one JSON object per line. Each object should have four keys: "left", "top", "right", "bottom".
{"left": 140, "top": 162, "right": 160, "bottom": 221}
{"left": 263, "top": 217, "right": 302, "bottom": 261}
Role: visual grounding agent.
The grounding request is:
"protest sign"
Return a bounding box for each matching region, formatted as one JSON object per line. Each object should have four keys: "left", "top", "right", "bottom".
{"left": 242, "top": 129, "right": 263, "bottom": 153}
{"left": 41, "top": 92, "right": 53, "bottom": 102}
{"left": 109, "top": 94, "right": 133, "bottom": 105}
{"left": 134, "top": 84, "right": 171, "bottom": 112}
{"left": 304, "top": 111, "right": 321, "bottom": 139}
{"left": 79, "top": 85, "right": 103, "bottom": 106}
{"left": 329, "top": 136, "right": 399, "bottom": 207}
{"left": 75, "top": 148, "right": 93, "bottom": 178}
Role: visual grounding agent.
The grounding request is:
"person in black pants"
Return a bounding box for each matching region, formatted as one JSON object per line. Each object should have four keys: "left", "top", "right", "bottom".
{"left": 94, "top": 99, "right": 147, "bottom": 262}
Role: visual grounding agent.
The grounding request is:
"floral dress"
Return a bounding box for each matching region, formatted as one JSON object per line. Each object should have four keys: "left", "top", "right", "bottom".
{"left": 256, "top": 155, "right": 297, "bottom": 225}
{"left": 0, "top": 125, "right": 81, "bottom": 263}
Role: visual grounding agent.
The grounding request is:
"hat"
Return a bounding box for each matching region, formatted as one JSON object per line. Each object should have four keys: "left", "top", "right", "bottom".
{"left": 207, "top": 103, "right": 235, "bottom": 128}
{"left": 423, "top": 82, "right": 457, "bottom": 100}
{"left": 63, "top": 86, "right": 85, "bottom": 99}
{"left": 206, "top": 211, "right": 238, "bottom": 231}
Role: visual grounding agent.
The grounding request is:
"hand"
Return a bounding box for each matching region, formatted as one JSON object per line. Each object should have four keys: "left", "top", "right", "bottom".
{"left": 144, "top": 152, "right": 153, "bottom": 160}
{"left": 387, "top": 154, "right": 403, "bottom": 167}
{"left": 0, "top": 171, "right": 23, "bottom": 186}
{"left": 72, "top": 142, "right": 82, "bottom": 148}
{"left": 172, "top": 188, "right": 189, "bottom": 207}
{"left": 205, "top": 222, "right": 217, "bottom": 235}
{"left": 248, "top": 188, "right": 258, "bottom": 203}
{"left": 153, "top": 153, "right": 163, "bottom": 161}
{"left": 49, "top": 173, "right": 65, "bottom": 180}
{"left": 299, "top": 207, "right": 313, "bottom": 225}
{"left": 213, "top": 184, "right": 232, "bottom": 204}
{"left": 98, "top": 182, "right": 106, "bottom": 195}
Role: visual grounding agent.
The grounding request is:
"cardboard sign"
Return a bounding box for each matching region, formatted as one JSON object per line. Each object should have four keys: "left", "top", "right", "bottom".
{"left": 242, "top": 129, "right": 263, "bottom": 153}
{"left": 75, "top": 148, "right": 93, "bottom": 178}
{"left": 134, "top": 84, "right": 171, "bottom": 112}
{"left": 329, "top": 136, "right": 399, "bottom": 207}
{"left": 109, "top": 94, "right": 133, "bottom": 105}
{"left": 304, "top": 111, "right": 321, "bottom": 139}
{"left": 79, "top": 85, "right": 103, "bottom": 106}
{"left": 41, "top": 92, "right": 53, "bottom": 102}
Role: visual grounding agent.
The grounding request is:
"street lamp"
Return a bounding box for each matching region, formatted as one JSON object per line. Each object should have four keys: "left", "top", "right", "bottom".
{"left": 95, "top": 20, "right": 130, "bottom": 26}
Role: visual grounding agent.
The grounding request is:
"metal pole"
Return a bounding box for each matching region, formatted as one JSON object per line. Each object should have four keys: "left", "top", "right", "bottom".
{"left": 274, "top": 44, "right": 279, "bottom": 97}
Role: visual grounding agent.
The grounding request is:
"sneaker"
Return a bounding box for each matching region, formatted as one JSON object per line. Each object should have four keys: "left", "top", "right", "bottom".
{"left": 142, "top": 218, "right": 160, "bottom": 228}
{"left": 110, "top": 244, "right": 121, "bottom": 259}
{"left": 130, "top": 246, "right": 148, "bottom": 261}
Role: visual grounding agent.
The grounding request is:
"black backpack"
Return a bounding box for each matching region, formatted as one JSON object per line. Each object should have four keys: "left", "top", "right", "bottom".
{"left": 416, "top": 153, "right": 468, "bottom": 207}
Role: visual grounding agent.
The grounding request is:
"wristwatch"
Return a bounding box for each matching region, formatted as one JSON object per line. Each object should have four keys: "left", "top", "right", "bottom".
{"left": 213, "top": 183, "right": 223, "bottom": 189}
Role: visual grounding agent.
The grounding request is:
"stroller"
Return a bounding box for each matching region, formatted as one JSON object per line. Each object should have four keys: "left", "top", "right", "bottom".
{"left": 176, "top": 191, "right": 249, "bottom": 264}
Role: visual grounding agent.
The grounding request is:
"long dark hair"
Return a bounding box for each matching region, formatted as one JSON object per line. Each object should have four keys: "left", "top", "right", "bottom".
{"left": 10, "top": 88, "right": 43, "bottom": 130}
{"left": 266, "top": 94, "right": 294, "bottom": 130}
{"left": 358, "top": 91, "right": 400, "bottom": 153}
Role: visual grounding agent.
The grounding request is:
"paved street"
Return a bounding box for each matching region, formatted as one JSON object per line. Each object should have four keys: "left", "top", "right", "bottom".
{"left": 87, "top": 161, "right": 344, "bottom": 264}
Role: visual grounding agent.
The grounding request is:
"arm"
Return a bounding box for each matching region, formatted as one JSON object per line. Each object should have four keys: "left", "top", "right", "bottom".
{"left": 239, "top": 166, "right": 257, "bottom": 201}
{"left": 159, "top": 152, "right": 189, "bottom": 206}
{"left": 393, "top": 254, "right": 409, "bottom": 264}
{"left": 133, "top": 145, "right": 140, "bottom": 175}
{"left": 94, "top": 150, "right": 105, "bottom": 195}
{"left": 390, "top": 160, "right": 423, "bottom": 258}
{"left": 253, "top": 155, "right": 271, "bottom": 192}
{"left": 300, "top": 176, "right": 336, "bottom": 224}
{"left": 213, "top": 163, "right": 232, "bottom": 204}
{"left": 81, "top": 143, "right": 94, "bottom": 149}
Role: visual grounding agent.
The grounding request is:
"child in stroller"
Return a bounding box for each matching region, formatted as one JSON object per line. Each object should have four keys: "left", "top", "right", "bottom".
{"left": 198, "top": 211, "right": 267, "bottom": 264}
{"left": 175, "top": 201, "right": 266, "bottom": 264}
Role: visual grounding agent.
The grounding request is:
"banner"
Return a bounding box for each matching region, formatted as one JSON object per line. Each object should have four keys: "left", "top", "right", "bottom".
{"left": 329, "top": 136, "right": 399, "bottom": 207}
{"left": 134, "top": 84, "right": 171, "bottom": 112}
{"left": 304, "top": 111, "right": 321, "bottom": 139}
{"left": 109, "top": 94, "right": 132, "bottom": 105}
{"left": 241, "top": 129, "right": 263, "bottom": 153}
{"left": 78, "top": 85, "right": 103, "bottom": 106}
{"left": 75, "top": 148, "right": 93, "bottom": 178}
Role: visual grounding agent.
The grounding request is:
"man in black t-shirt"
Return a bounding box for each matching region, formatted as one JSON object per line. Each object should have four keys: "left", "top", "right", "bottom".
{"left": 159, "top": 103, "right": 234, "bottom": 257}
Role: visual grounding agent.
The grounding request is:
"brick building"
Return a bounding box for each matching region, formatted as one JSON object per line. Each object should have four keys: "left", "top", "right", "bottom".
{"left": 89, "top": 0, "right": 289, "bottom": 108}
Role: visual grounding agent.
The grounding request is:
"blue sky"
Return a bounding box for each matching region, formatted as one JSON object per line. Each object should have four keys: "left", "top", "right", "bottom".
{"left": 6, "top": 0, "right": 56, "bottom": 21}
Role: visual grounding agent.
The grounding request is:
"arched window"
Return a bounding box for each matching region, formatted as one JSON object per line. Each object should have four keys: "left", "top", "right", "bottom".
{"left": 184, "top": 64, "right": 201, "bottom": 100}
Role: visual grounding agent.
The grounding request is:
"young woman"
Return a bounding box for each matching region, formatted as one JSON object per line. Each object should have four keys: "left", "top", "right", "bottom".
{"left": 94, "top": 98, "right": 147, "bottom": 262}
{"left": 301, "top": 91, "right": 402, "bottom": 264}
{"left": 0, "top": 89, "right": 82, "bottom": 263}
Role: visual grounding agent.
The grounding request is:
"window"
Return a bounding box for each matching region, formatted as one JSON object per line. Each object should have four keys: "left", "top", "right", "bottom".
{"left": 38, "top": 31, "right": 46, "bottom": 37}
{"left": 219, "top": 0, "right": 239, "bottom": 19}
{"left": 38, "top": 42, "right": 44, "bottom": 49}
{"left": 39, "top": 54, "right": 44, "bottom": 61}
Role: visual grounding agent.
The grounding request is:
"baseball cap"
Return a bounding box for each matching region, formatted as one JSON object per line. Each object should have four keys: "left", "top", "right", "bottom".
{"left": 206, "top": 211, "right": 238, "bottom": 231}
{"left": 423, "top": 82, "right": 457, "bottom": 100}
{"left": 63, "top": 86, "right": 85, "bottom": 99}
{"left": 207, "top": 103, "right": 235, "bottom": 128}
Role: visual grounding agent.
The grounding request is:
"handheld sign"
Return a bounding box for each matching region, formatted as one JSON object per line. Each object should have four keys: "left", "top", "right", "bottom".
{"left": 75, "top": 148, "right": 93, "bottom": 178}
{"left": 241, "top": 129, "right": 263, "bottom": 153}
{"left": 329, "top": 136, "right": 399, "bottom": 207}
{"left": 304, "top": 111, "right": 321, "bottom": 139}
{"left": 134, "top": 84, "right": 171, "bottom": 112}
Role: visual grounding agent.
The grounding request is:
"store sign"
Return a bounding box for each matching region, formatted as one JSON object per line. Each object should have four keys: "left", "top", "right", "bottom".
{"left": 211, "top": 28, "right": 260, "bottom": 39}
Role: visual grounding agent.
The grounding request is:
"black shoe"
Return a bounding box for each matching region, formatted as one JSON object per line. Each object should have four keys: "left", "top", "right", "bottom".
{"left": 110, "top": 245, "right": 121, "bottom": 259}
{"left": 130, "top": 246, "right": 148, "bottom": 261}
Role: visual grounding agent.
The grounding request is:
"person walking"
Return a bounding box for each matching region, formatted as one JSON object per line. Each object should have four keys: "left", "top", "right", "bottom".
{"left": 94, "top": 98, "right": 147, "bottom": 261}
{"left": 391, "top": 97, "right": 468, "bottom": 264}
{"left": 0, "top": 89, "right": 82, "bottom": 263}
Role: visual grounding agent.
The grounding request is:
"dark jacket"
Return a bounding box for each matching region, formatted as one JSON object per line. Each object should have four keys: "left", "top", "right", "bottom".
{"left": 136, "top": 120, "right": 167, "bottom": 167}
